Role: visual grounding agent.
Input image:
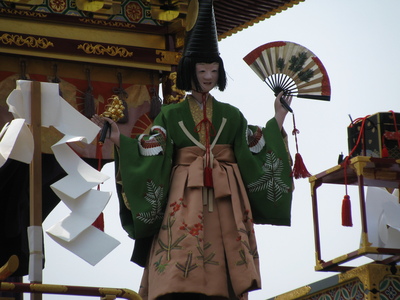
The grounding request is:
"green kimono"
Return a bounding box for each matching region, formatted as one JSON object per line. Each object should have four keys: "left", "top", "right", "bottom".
{"left": 116, "top": 95, "right": 292, "bottom": 300}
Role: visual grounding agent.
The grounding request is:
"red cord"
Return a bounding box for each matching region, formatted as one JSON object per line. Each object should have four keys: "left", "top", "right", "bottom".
{"left": 344, "top": 115, "right": 370, "bottom": 193}
{"left": 291, "top": 114, "right": 300, "bottom": 153}
{"left": 390, "top": 110, "right": 400, "bottom": 149}
{"left": 194, "top": 93, "right": 215, "bottom": 187}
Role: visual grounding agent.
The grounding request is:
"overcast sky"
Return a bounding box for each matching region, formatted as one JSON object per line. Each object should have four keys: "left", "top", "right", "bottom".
{"left": 35, "top": 0, "right": 400, "bottom": 299}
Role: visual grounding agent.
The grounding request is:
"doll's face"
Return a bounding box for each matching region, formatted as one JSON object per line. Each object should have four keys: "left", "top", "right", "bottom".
{"left": 194, "top": 62, "right": 219, "bottom": 93}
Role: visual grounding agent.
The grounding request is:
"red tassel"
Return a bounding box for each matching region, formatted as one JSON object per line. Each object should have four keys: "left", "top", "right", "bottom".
{"left": 204, "top": 166, "right": 213, "bottom": 188}
{"left": 381, "top": 134, "right": 389, "bottom": 158}
{"left": 382, "top": 144, "right": 389, "bottom": 158}
{"left": 291, "top": 153, "right": 311, "bottom": 179}
{"left": 92, "top": 212, "right": 105, "bottom": 231}
{"left": 341, "top": 195, "right": 353, "bottom": 227}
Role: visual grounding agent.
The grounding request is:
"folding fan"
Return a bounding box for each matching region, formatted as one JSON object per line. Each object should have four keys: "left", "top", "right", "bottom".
{"left": 244, "top": 41, "right": 331, "bottom": 179}
{"left": 243, "top": 41, "right": 331, "bottom": 111}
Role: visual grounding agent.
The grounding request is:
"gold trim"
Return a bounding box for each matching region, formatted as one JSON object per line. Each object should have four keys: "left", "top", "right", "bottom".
{"left": 30, "top": 284, "right": 68, "bottom": 293}
{"left": 175, "top": 30, "right": 185, "bottom": 49}
{"left": 0, "top": 7, "right": 48, "bottom": 17}
{"left": 6, "top": 0, "right": 43, "bottom": 5}
{"left": 314, "top": 252, "right": 324, "bottom": 271}
{"left": 309, "top": 180, "right": 317, "bottom": 196}
{"left": 0, "top": 48, "right": 171, "bottom": 71}
{"left": 308, "top": 164, "right": 342, "bottom": 184}
{"left": 332, "top": 254, "right": 348, "bottom": 264}
{"left": 338, "top": 266, "right": 368, "bottom": 285}
{"left": 156, "top": 50, "right": 181, "bottom": 65}
{"left": 359, "top": 232, "right": 372, "bottom": 249}
{"left": 351, "top": 160, "right": 368, "bottom": 176}
{"left": 169, "top": 72, "right": 185, "bottom": 94}
{"left": 0, "top": 255, "right": 19, "bottom": 280}
{"left": 308, "top": 175, "right": 317, "bottom": 183}
{"left": 358, "top": 246, "right": 378, "bottom": 256}
{"left": 0, "top": 282, "right": 16, "bottom": 290}
{"left": 98, "top": 288, "right": 142, "bottom": 300}
{"left": 0, "top": 18, "right": 165, "bottom": 49}
{"left": 0, "top": 33, "right": 54, "bottom": 49}
{"left": 275, "top": 285, "right": 311, "bottom": 300}
{"left": 99, "top": 288, "right": 122, "bottom": 296}
{"left": 338, "top": 263, "right": 395, "bottom": 292}
{"left": 78, "top": 18, "right": 136, "bottom": 29}
{"left": 77, "top": 43, "right": 133, "bottom": 57}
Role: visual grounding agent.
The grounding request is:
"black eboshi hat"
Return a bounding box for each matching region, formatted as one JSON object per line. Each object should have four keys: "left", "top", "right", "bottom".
{"left": 176, "top": 0, "right": 226, "bottom": 92}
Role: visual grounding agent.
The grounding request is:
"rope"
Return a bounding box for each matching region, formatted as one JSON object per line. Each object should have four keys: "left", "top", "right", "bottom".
{"left": 344, "top": 115, "right": 370, "bottom": 193}
{"left": 291, "top": 113, "right": 300, "bottom": 153}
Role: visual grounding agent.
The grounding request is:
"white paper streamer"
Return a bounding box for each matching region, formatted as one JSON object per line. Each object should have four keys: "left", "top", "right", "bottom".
{"left": 47, "top": 189, "right": 111, "bottom": 242}
{"left": 365, "top": 187, "right": 400, "bottom": 261}
{"left": 4, "top": 80, "right": 120, "bottom": 266}
{"left": 48, "top": 226, "right": 121, "bottom": 266}
{"left": 7, "top": 80, "right": 60, "bottom": 127}
{"left": 0, "top": 118, "right": 34, "bottom": 167}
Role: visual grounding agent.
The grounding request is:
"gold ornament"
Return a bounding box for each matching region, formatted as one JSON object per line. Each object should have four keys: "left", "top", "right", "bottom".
{"left": 100, "top": 95, "right": 125, "bottom": 122}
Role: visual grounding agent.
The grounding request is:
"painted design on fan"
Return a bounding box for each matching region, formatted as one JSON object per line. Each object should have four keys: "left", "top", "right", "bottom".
{"left": 273, "top": 52, "right": 314, "bottom": 96}
{"left": 278, "top": 52, "right": 315, "bottom": 82}
{"left": 247, "top": 151, "right": 290, "bottom": 202}
{"left": 243, "top": 41, "right": 331, "bottom": 101}
{"left": 136, "top": 179, "right": 165, "bottom": 225}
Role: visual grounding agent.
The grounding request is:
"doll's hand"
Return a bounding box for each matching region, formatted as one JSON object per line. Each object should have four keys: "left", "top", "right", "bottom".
{"left": 274, "top": 91, "right": 292, "bottom": 130}
{"left": 91, "top": 114, "right": 121, "bottom": 147}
